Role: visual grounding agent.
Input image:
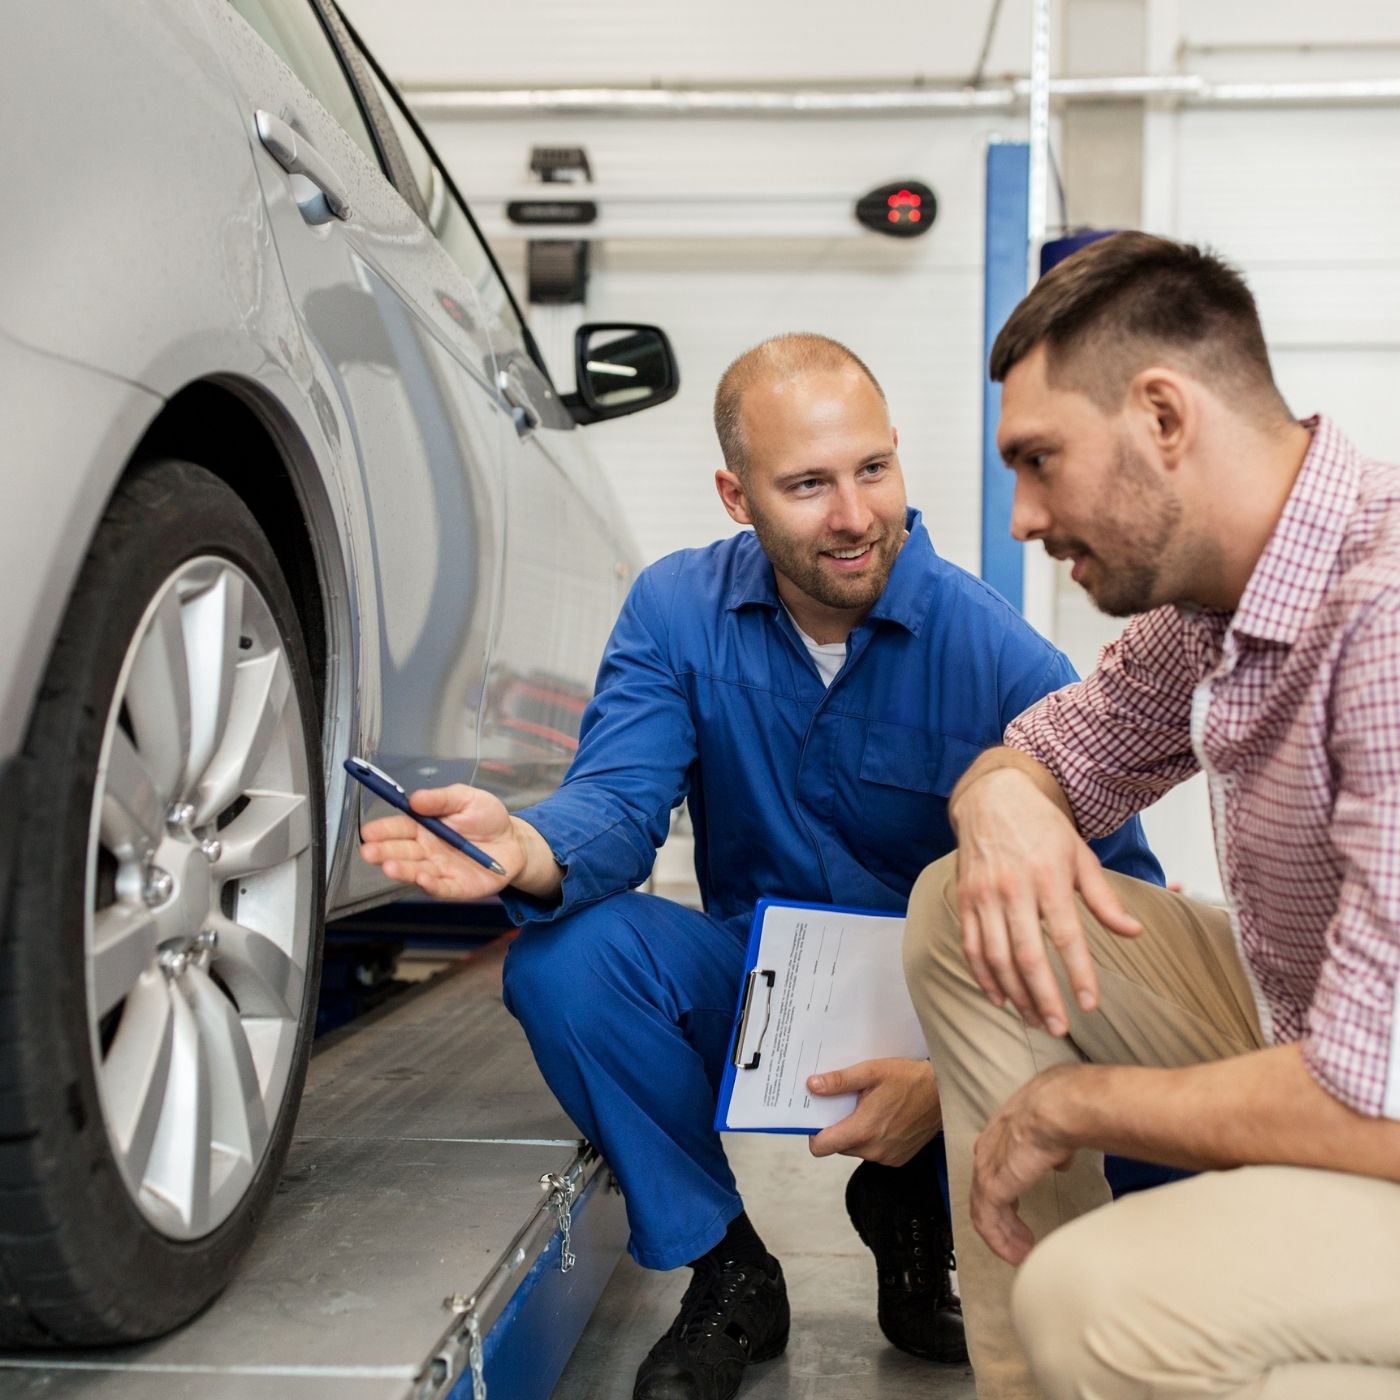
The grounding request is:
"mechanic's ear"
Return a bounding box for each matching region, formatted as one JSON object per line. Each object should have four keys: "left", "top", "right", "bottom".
{"left": 715, "top": 468, "right": 753, "bottom": 525}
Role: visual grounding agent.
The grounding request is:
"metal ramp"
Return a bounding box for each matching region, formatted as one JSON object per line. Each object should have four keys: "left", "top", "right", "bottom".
{"left": 0, "top": 939, "right": 626, "bottom": 1400}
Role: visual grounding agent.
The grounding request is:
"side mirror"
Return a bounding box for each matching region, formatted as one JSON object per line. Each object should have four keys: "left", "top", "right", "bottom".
{"left": 565, "top": 323, "right": 680, "bottom": 425}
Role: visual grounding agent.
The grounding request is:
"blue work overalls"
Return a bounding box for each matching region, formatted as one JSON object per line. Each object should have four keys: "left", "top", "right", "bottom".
{"left": 501, "top": 511, "right": 1165, "bottom": 1269}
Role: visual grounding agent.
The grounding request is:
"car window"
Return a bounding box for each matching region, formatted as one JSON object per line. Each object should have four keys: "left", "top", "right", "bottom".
{"left": 228, "top": 0, "right": 382, "bottom": 169}
{"left": 360, "top": 65, "right": 528, "bottom": 346}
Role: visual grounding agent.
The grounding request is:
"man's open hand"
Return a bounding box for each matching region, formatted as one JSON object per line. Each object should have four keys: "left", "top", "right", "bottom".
{"left": 806, "top": 1058, "right": 941, "bottom": 1164}
{"left": 952, "top": 763, "right": 1141, "bottom": 1035}
{"left": 358, "top": 783, "right": 521, "bottom": 900}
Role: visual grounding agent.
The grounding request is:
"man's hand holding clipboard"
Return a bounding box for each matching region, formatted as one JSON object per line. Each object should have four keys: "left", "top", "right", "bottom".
{"left": 806, "top": 1056, "right": 941, "bottom": 1166}
{"left": 714, "top": 900, "right": 938, "bottom": 1164}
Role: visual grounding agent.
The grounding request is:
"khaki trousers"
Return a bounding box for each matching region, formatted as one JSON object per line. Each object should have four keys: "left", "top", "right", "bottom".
{"left": 904, "top": 853, "right": 1400, "bottom": 1400}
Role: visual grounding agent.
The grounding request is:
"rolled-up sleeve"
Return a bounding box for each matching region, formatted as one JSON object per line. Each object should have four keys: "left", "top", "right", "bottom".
{"left": 1305, "top": 598, "right": 1400, "bottom": 1119}
{"left": 501, "top": 566, "right": 696, "bottom": 926}
{"left": 1003, "top": 606, "right": 1202, "bottom": 840}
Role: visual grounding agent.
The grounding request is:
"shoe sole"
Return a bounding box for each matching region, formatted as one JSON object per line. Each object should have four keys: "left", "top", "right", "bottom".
{"left": 749, "top": 1320, "right": 790, "bottom": 1365}
{"left": 876, "top": 1322, "right": 968, "bottom": 1365}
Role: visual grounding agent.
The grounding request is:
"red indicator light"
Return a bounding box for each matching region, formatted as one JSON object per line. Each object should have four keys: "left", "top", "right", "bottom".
{"left": 858, "top": 180, "right": 935, "bottom": 236}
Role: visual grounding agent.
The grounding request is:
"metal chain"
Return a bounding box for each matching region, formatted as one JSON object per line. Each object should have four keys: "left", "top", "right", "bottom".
{"left": 541, "top": 1172, "right": 577, "bottom": 1272}
{"left": 442, "top": 1294, "right": 487, "bottom": 1400}
{"left": 467, "top": 1313, "right": 487, "bottom": 1400}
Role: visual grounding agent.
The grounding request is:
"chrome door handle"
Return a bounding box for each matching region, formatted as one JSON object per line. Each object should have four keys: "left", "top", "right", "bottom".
{"left": 255, "top": 110, "right": 351, "bottom": 222}
{"left": 497, "top": 370, "right": 539, "bottom": 437}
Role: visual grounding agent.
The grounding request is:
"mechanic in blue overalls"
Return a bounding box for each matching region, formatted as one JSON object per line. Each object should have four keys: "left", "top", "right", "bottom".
{"left": 358, "top": 333, "right": 1163, "bottom": 1400}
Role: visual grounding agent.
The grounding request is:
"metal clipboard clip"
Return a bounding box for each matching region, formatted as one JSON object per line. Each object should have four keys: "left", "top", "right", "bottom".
{"left": 731, "top": 968, "right": 775, "bottom": 1070}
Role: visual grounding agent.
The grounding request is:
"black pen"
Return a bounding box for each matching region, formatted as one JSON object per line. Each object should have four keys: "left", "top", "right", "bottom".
{"left": 344, "top": 757, "right": 508, "bottom": 877}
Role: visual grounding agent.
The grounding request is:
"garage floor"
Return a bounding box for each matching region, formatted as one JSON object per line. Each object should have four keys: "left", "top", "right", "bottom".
{"left": 554, "top": 1132, "right": 976, "bottom": 1400}
{"left": 0, "top": 946, "right": 619, "bottom": 1400}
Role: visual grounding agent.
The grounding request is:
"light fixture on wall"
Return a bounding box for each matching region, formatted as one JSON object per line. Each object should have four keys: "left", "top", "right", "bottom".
{"left": 855, "top": 180, "right": 938, "bottom": 238}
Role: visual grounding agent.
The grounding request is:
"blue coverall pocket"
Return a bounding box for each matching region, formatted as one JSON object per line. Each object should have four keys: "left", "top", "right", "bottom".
{"left": 859, "top": 723, "right": 984, "bottom": 796}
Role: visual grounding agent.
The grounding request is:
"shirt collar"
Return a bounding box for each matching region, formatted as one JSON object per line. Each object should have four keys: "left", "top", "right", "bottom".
{"left": 724, "top": 506, "right": 933, "bottom": 636}
{"left": 1230, "top": 415, "right": 1361, "bottom": 646}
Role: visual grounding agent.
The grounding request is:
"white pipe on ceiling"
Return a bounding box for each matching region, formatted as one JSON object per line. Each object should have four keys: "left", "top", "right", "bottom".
{"left": 404, "top": 74, "right": 1400, "bottom": 117}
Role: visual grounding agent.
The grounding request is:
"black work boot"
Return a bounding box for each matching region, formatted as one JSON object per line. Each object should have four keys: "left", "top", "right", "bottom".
{"left": 633, "top": 1255, "right": 790, "bottom": 1400}
{"left": 845, "top": 1158, "right": 967, "bottom": 1363}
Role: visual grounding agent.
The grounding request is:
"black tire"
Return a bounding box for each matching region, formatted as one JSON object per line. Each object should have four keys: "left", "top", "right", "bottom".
{"left": 0, "top": 459, "right": 325, "bottom": 1345}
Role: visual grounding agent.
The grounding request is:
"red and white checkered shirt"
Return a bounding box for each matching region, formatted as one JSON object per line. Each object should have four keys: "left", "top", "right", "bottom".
{"left": 1005, "top": 417, "right": 1400, "bottom": 1119}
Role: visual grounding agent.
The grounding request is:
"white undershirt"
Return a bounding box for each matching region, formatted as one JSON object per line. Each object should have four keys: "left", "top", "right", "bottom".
{"left": 786, "top": 611, "right": 848, "bottom": 688}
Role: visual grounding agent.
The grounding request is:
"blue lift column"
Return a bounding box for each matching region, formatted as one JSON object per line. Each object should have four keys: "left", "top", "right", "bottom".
{"left": 981, "top": 183, "right": 1120, "bottom": 609}
{"left": 981, "top": 142, "right": 1031, "bottom": 609}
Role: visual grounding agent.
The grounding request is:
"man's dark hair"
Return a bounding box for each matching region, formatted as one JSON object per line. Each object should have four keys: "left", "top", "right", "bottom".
{"left": 989, "top": 232, "right": 1289, "bottom": 419}
{"left": 714, "top": 333, "right": 886, "bottom": 479}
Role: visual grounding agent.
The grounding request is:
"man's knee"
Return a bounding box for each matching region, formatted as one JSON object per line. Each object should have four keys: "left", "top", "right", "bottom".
{"left": 502, "top": 894, "right": 649, "bottom": 1031}
{"left": 1013, "top": 1204, "right": 1199, "bottom": 1399}
{"left": 1010, "top": 1219, "right": 1112, "bottom": 1399}
{"left": 903, "top": 852, "right": 963, "bottom": 992}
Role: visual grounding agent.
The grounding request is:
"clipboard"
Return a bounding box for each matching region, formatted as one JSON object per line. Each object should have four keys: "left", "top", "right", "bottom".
{"left": 713, "top": 898, "right": 929, "bottom": 1135}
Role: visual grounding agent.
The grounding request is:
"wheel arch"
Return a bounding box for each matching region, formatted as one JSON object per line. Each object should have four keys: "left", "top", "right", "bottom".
{"left": 128, "top": 378, "right": 364, "bottom": 904}
{"left": 132, "top": 379, "right": 338, "bottom": 725}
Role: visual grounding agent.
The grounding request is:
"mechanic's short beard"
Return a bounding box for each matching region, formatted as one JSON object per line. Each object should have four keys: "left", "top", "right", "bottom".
{"left": 746, "top": 500, "right": 899, "bottom": 613}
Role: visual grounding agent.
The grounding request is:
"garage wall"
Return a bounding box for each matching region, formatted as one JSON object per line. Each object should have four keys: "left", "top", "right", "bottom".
{"left": 343, "top": 0, "right": 1397, "bottom": 900}
{"left": 341, "top": 0, "right": 1041, "bottom": 578}
{"left": 1145, "top": 0, "right": 1400, "bottom": 468}
{"left": 345, "top": 0, "right": 1035, "bottom": 87}
{"left": 470, "top": 119, "right": 1010, "bottom": 576}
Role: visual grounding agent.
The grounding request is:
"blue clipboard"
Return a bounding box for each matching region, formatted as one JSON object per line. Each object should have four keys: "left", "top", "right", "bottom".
{"left": 713, "top": 896, "right": 915, "bottom": 1136}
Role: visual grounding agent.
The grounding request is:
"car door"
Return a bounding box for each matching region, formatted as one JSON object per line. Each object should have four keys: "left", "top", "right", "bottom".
{"left": 205, "top": 0, "right": 510, "bottom": 905}
{"left": 344, "top": 41, "right": 639, "bottom": 810}
{"left": 477, "top": 336, "right": 637, "bottom": 809}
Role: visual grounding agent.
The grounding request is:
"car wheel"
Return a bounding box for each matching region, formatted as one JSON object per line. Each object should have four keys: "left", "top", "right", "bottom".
{"left": 0, "top": 458, "right": 324, "bottom": 1344}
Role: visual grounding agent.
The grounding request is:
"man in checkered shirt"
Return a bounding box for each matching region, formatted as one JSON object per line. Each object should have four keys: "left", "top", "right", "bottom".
{"left": 903, "top": 232, "right": 1400, "bottom": 1399}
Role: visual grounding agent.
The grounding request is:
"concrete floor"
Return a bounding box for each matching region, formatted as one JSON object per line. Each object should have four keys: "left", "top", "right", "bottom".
{"left": 554, "top": 1133, "right": 977, "bottom": 1400}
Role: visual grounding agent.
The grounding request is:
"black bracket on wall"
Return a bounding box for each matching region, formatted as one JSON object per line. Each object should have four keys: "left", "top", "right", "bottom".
{"left": 524, "top": 147, "right": 594, "bottom": 304}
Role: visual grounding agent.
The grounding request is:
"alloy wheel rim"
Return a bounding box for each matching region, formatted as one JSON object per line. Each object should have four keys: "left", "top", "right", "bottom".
{"left": 84, "top": 557, "right": 315, "bottom": 1240}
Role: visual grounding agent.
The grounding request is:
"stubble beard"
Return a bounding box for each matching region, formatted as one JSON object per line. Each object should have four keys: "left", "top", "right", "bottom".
{"left": 747, "top": 504, "right": 900, "bottom": 613}
{"left": 1066, "top": 440, "right": 1183, "bottom": 618}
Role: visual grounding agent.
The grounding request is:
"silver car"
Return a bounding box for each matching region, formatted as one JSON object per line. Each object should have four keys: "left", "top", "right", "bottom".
{"left": 0, "top": 0, "right": 676, "bottom": 1345}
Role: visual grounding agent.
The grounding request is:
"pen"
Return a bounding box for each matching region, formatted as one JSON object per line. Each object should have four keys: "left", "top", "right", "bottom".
{"left": 344, "top": 757, "right": 509, "bottom": 877}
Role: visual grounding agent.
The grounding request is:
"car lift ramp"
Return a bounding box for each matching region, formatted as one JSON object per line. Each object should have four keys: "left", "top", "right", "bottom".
{"left": 0, "top": 939, "right": 627, "bottom": 1400}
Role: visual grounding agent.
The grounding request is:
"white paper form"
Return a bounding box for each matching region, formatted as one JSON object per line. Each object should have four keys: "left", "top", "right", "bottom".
{"left": 718, "top": 902, "right": 929, "bottom": 1132}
